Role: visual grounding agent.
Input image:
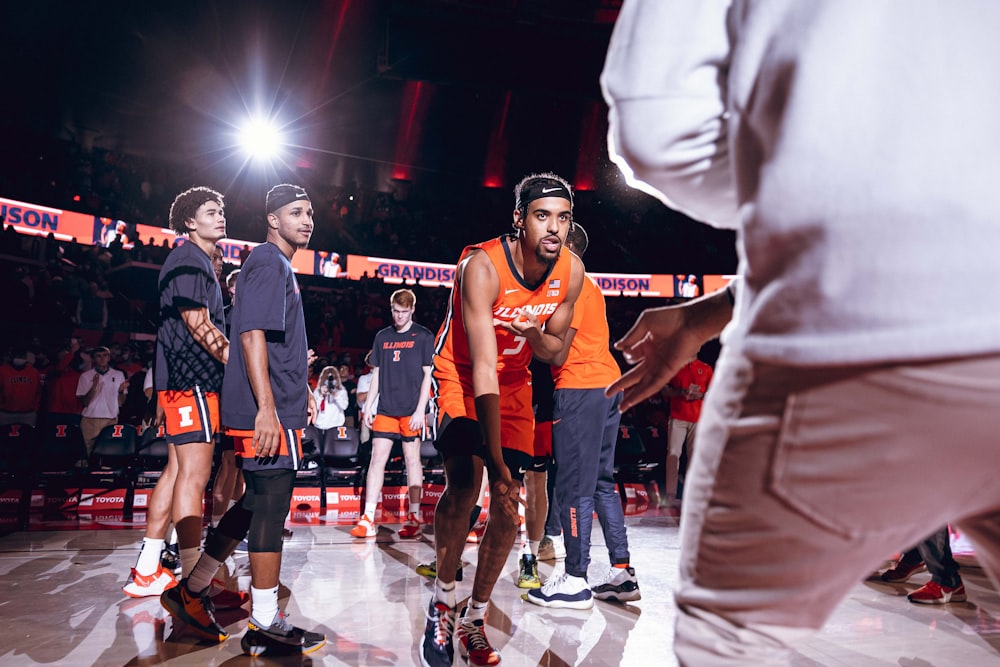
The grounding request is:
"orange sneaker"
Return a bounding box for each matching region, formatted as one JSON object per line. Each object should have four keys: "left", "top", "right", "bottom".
{"left": 350, "top": 514, "right": 376, "bottom": 538}
{"left": 160, "top": 579, "right": 229, "bottom": 642}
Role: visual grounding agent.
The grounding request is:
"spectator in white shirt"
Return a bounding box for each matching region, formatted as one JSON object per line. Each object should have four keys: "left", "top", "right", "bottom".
{"left": 76, "top": 346, "right": 128, "bottom": 458}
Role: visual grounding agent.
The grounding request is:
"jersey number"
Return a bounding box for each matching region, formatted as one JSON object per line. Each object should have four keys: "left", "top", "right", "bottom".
{"left": 500, "top": 335, "right": 526, "bottom": 356}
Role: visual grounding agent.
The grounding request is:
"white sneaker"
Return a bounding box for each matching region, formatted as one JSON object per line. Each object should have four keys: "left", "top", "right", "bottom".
{"left": 538, "top": 534, "right": 566, "bottom": 561}
{"left": 591, "top": 566, "right": 641, "bottom": 603}
{"left": 525, "top": 572, "right": 594, "bottom": 609}
{"left": 122, "top": 564, "right": 178, "bottom": 598}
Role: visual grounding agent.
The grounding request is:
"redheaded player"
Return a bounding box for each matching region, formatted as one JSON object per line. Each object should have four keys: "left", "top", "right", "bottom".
{"left": 354, "top": 288, "right": 435, "bottom": 539}
{"left": 420, "top": 173, "right": 585, "bottom": 667}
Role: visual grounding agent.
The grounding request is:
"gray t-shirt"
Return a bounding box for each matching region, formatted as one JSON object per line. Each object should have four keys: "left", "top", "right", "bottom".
{"left": 222, "top": 242, "right": 308, "bottom": 431}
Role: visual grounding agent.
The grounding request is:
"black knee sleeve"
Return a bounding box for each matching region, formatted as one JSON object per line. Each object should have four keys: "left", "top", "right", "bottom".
{"left": 207, "top": 497, "right": 252, "bottom": 557}
{"left": 248, "top": 489, "right": 292, "bottom": 552}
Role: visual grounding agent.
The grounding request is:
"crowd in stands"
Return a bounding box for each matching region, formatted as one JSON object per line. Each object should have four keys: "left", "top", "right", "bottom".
{"left": 1, "top": 139, "right": 727, "bottom": 481}
{"left": 3, "top": 136, "right": 737, "bottom": 276}
{"left": 1, "top": 219, "right": 707, "bottom": 481}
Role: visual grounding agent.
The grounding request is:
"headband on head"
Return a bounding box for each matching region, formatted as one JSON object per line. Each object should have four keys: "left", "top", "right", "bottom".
{"left": 266, "top": 184, "right": 310, "bottom": 215}
{"left": 516, "top": 180, "right": 572, "bottom": 211}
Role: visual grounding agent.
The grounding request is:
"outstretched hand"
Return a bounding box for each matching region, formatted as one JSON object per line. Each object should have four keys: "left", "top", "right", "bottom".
{"left": 606, "top": 305, "right": 704, "bottom": 413}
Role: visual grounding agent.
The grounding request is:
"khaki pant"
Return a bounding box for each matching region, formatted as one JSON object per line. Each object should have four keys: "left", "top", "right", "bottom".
{"left": 666, "top": 417, "right": 697, "bottom": 501}
{"left": 675, "top": 349, "right": 1000, "bottom": 666}
{"left": 80, "top": 416, "right": 117, "bottom": 457}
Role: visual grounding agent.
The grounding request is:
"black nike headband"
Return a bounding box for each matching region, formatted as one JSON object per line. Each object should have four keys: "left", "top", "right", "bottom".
{"left": 516, "top": 180, "right": 573, "bottom": 211}
{"left": 266, "top": 184, "right": 310, "bottom": 215}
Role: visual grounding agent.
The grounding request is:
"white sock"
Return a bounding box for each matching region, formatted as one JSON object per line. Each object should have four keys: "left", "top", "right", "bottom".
{"left": 179, "top": 547, "right": 201, "bottom": 578}
{"left": 528, "top": 539, "right": 540, "bottom": 557}
{"left": 186, "top": 553, "right": 223, "bottom": 594}
{"left": 465, "top": 598, "right": 488, "bottom": 623}
{"left": 363, "top": 502, "right": 377, "bottom": 520}
{"left": 434, "top": 578, "right": 456, "bottom": 608}
{"left": 135, "top": 538, "right": 164, "bottom": 576}
{"left": 408, "top": 501, "right": 420, "bottom": 518}
{"left": 251, "top": 585, "right": 280, "bottom": 627}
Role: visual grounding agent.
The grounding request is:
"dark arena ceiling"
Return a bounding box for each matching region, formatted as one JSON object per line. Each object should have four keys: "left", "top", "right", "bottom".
{"left": 0, "top": 0, "right": 737, "bottom": 274}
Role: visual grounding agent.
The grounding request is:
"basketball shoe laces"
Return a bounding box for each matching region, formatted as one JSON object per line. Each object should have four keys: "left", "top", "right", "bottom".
{"left": 462, "top": 618, "right": 491, "bottom": 653}
{"left": 432, "top": 603, "right": 454, "bottom": 647}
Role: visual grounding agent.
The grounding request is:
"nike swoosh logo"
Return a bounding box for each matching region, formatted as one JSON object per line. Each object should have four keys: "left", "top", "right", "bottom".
{"left": 518, "top": 466, "right": 528, "bottom": 474}
{"left": 505, "top": 288, "right": 519, "bottom": 294}
{"left": 296, "top": 193, "right": 309, "bottom": 198}
{"left": 541, "top": 187, "right": 561, "bottom": 193}
{"left": 552, "top": 419, "right": 561, "bottom": 425}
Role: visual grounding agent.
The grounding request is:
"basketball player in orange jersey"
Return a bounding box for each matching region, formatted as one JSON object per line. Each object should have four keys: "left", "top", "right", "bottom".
{"left": 526, "top": 223, "right": 641, "bottom": 610}
{"left": 419, "top": 172, "right": 585, "bottom": 667}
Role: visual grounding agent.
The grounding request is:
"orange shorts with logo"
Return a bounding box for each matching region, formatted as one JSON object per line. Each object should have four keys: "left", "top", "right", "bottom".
{"left": 158, "top": 389, "right": 219, "bottom": 446}
{"left": 434, "top": 372, "right": 533, "bottom": 456}
{"left": 227, "top": 426, "right": 304, "bottom": 472}
{"left": 372, "top": 414, "right": 422, "bottom": 440}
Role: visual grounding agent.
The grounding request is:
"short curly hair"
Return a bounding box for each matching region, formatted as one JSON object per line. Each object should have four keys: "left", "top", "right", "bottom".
{"left": 168, "top": 186, "right": 224, "bottom": 234}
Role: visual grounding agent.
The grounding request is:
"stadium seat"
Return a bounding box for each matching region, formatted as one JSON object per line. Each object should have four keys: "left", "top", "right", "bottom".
{"left": 135, "top": 424, "right": 168, "bottom": 480}
{"left": 0, "top": 423, "right": 38, "bottom": 476}
{"left": 90, "top": 424, "right": 137, "bottom": 486}
{"left": 38, "top": 421, "right": 87, "bottom": 474}
{"left": 299, "top": 426, "right": 363, "bottom": 507}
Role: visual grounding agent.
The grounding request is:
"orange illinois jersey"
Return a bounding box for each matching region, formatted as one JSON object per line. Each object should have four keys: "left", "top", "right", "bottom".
{"left": 553, "top": 275, "right": 622, "bottom": 390}
{"left": 433, "top": 235, "right": 573, "bottom": 390}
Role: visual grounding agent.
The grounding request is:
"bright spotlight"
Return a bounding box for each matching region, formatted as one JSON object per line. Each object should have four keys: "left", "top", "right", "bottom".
{"left": 238, "top": 117, "right": 284, "bottom": 161}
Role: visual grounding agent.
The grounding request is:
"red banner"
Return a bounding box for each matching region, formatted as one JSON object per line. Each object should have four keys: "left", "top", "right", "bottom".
{"left": 2, "top": 195, "right": 735, "bottom": 297}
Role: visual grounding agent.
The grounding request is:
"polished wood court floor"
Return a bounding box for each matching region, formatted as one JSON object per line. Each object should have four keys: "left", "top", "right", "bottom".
{"left": 1, "top": 506, "right": 999, "bottom": 666}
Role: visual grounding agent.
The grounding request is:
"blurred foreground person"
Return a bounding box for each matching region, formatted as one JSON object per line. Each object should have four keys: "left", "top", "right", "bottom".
{"left": 603, "top": 1, "right": 1000, "bottom": 664}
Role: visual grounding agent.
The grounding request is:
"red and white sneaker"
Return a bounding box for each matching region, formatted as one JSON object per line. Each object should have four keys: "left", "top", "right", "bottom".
{"left": 466, "top": 520, "right": 487, "bottom": 544}
{"left": 908, "top": 580, "right": 967, "bottom": 604}
{"left": 208, "top": 578, "right": 250, "bottom": 609}
{"left": 456, "top": 607, "right": 501, "bottom": 666}
{"left": 350, "top": 514, "right": 376, "bottom": 538}
{"left": 397, "top": 512, "right": 422, "bottom": 539}
{"left": 123, "top": 564, "right": 178, "bottom": 598}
